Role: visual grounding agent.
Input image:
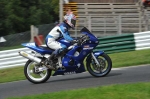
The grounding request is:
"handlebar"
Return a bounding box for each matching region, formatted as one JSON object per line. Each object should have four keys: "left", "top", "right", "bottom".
{"left": 76, "top": 34, "right": 90, "bottom": 46}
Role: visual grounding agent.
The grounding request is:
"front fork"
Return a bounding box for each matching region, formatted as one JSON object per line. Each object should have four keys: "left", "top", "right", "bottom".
{"left": 90, "top": 51, "right": 104, "bottom": 66}
{"left": 91, "top": 53, "right": 100, "bottom": 66}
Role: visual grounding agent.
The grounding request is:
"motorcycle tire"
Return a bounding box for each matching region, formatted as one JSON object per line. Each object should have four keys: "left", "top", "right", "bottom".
{"left": 86, "top": 53, "right": 112, "bottom": 77}
{"left": 24, "top": 59, "right": 52, "bottom": 84}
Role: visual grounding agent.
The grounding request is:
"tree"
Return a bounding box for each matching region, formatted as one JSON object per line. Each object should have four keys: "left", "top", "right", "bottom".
{"left": 50, "top": 0, "right": 59, "bottom": 15}
{"left": 0, "top": 0, "right": 59, "bottom": 36}
{"left": 51, "top": 0, "right": 59, "bottom": 22}
{"left": 0, "top": 0, "right": 9, "bottom": 36}
{"left": 4, "top": 0, "right": 25, "bottom": 35}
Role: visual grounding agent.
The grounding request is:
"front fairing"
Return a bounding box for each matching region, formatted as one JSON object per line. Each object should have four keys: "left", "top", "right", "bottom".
{"left": 62, "top": 27, "right": 100, "bottom": 67}
{"left": 80, "top": 27, "right": 99, "bottom": 44}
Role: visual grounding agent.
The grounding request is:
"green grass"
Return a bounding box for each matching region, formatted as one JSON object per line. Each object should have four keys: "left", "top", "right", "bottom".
{"left": 0, "top": 67, "right": 25, "bottom": 83}
{"left": 7, "top": 82, "right": 150, "bottom": 99}
{"left": 109, "top": 49, "right": 150, "bottom": 68}
{"left": 0, "top": 49, "right": 150, "bottom": 83}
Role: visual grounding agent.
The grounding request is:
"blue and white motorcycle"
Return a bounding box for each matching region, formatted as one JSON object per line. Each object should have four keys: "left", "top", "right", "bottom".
{"left": 19, "top": 27, "right": 112, "bottom": 84}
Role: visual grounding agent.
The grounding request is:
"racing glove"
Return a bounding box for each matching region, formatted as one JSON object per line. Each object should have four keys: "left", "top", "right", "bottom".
{"left": 70, "top": 39, "right": 78, "bottom": 45}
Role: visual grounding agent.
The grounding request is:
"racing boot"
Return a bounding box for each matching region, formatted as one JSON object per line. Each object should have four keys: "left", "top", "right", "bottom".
{"left": 45, "top": 48, "right": 67, "bottom": 69}
{"left": 44, "top": 50, "right": 57, "bottom": 70}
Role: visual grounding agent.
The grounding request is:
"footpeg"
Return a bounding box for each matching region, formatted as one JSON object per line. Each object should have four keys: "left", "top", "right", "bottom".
{"left": 41, "top": 61, "right": 56, "bottom": 70}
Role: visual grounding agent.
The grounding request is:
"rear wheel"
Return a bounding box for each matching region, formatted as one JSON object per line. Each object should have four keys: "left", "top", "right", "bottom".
{"left": 86, "top": 53, "right": 112, "bottom": 77}
{"left": 24, "top": 59, "right": 52, "bottom": 84}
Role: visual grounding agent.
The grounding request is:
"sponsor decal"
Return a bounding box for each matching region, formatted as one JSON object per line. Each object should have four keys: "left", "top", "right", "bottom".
{"left": 84, "top": 45, "right": 89, "bottom": 48}
{"left": 83, "top": 45, "right": 93, "bottom": 50}
{"left": 22, "top": 52, "right": 28, "bottom": 57}
{"left": 95, "top": 52, "right": 100, "bottom": 55}
{"left": 64, "top": 61, "right": 68, "bottom": 63}
{"left": 26, "top": 43, "right": 35, "bottom": 46}
{"left": 64, "top": 71, "right": 76, "bottom": 75}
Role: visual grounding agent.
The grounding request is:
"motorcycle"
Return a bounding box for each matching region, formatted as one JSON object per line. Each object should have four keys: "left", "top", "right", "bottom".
{"left": 19, "top": 27, "right": 112, "bottom": 84}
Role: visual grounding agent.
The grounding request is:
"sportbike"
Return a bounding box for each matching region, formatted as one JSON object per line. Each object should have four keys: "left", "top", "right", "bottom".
{"left": 19, "top": 27, "right": 112, "bottom": 84}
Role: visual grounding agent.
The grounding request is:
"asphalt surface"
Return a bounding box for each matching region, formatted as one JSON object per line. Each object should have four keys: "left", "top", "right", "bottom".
{"left": 0, "top": 65, "right": 150, "bottom": 99}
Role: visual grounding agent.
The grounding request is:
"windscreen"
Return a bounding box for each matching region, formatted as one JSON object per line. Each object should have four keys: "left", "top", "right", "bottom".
{"left": 80, "top": 27, "right": 97, "bottom": 38}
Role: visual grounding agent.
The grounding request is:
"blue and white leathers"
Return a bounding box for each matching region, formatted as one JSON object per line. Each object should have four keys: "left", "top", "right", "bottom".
{"left": 45, "top": 22, "right": 73, "bottom": 50}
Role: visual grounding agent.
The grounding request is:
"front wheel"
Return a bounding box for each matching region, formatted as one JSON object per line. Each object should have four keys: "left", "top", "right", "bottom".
{"left": 86, "top": 53, "right": 112, "bottom": 77}
{"left": 24, "top": 60, "right": 52, "bottom": 84}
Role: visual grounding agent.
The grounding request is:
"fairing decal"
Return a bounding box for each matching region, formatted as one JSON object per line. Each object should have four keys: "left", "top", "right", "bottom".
{"left": 93, "top": 51, "right": 104, "bottom": 57}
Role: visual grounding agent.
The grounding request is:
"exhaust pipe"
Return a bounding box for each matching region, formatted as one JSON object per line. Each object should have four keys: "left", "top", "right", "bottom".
{"left": 19, "top": 51, "right": 41, "bottom": 63}
{"left": 19, "top": 51, "right": 56, "bottom": 70}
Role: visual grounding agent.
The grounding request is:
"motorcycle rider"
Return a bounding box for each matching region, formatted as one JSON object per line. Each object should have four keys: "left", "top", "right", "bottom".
{"left": 45, "top": 9, "right": 77, "bottom": 68}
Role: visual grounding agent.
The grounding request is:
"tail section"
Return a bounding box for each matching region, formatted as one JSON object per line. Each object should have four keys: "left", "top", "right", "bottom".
{"left": 21, "top": 43, "right": 53, "bottom": 54}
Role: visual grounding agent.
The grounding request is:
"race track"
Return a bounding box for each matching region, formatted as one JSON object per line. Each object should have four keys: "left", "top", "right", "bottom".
{"left": 0, "top": 65, "right": 150, "bottom": 99}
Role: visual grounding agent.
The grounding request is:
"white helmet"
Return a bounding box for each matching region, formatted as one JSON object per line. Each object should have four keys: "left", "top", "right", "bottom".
{"left": 64, "top": 13, "right": 76, "bottom": 29}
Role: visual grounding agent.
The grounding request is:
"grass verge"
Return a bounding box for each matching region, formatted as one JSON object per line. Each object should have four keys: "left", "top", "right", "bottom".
{"left": 0, "top": 49, "right": 150, "bottom": 83}
{"left": 109, "top": 49, "right": 150, "bottom": 68}
{"left": 0, "top": 67, "right": 25, "bottom": 83}
{"left": 7, "top": 82, "right": 150, "bottom": 99}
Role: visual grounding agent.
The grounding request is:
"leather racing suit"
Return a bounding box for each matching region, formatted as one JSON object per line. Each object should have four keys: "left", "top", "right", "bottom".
{"left": 45, "top": 22, "right": 74, "bottom": 67}
{"left": 45, "top": 22, "right": 73, "bottom": 50}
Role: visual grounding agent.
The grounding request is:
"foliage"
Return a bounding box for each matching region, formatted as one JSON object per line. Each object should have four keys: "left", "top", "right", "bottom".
{"left": 51, "top": 0, "right": 59, "bottom": 15}
{"left": 0, "top": 0, "right": 59, "bottom": 36}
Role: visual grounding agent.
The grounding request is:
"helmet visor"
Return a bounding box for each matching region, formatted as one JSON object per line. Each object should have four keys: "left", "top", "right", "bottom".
{"left": 71, "top": 19, "right": 76, "bottom": 28}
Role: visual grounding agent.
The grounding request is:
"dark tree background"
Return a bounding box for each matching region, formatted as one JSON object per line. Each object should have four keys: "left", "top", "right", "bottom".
{"left": 0, "top": 0, "right": 59, "bottom": 36}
